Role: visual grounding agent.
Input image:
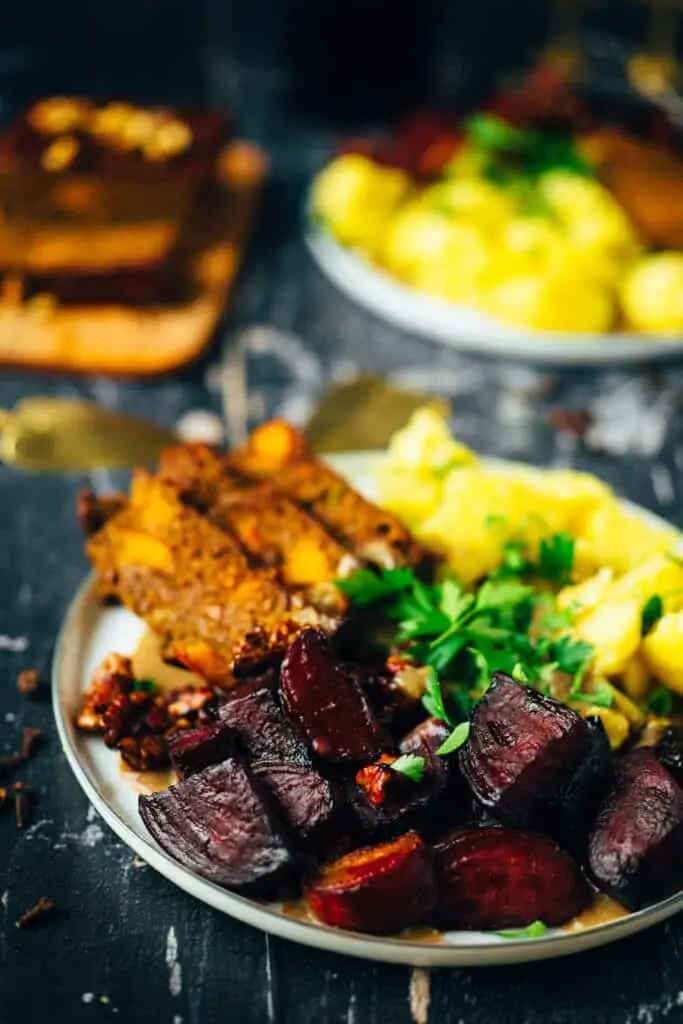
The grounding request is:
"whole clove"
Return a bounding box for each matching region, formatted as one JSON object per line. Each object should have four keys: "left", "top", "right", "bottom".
{"left": 15, "top": 897, "right": 56, "bottom": 929}
{"left": 20, "top": 727, "right": 42, "bottom": 761}
{"left": 549, "top": 408, "right": 593, "bottom": 437}
{"left": 14, "top": 787, "right": 31, "bottom": 829}
{"left": 17, "top": 668, "right": 40, "bottom": 697}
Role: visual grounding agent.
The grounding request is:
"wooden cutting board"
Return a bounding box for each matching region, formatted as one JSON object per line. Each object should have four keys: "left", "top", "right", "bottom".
{"left": 0, "top": 140, "right": 267, "bottom": 377}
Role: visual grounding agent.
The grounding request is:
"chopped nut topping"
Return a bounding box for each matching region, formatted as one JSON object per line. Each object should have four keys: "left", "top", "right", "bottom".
{"left": 28, "top": 97, "right": 86, "bottom": 134}
{"left": 41, "top": 135, "right": 79, "bottom": 172}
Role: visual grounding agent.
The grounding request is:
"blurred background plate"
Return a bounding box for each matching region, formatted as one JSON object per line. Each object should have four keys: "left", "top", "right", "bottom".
{"left": 305, "top": 218, "right": 683, "bottom": 366}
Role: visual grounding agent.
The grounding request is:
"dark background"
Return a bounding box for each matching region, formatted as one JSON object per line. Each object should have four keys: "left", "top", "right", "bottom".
{"left": 1, "top": 2, "right": 683, "bottom": 1023}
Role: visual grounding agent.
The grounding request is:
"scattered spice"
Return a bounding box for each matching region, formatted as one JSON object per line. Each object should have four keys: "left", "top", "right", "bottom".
{"left": 14, "top": 787, "right": 31, "bottom": 829}
{"left": 0, "top": 787, "right": 7, "bottom": 810}
{"left": 15, "top": 897, "right": 56, "bottom": 929}
{"left": 21, "top": 727, "right": 42, "bottom": 761}
{"left": 17, "top": 668, "right": 40, "bottom": 696}
{"left": 549, "top": 408, "right": 593, "bottom": 437}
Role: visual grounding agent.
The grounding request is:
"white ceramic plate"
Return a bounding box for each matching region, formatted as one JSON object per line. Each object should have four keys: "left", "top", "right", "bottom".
{"left": 53, "top": 452, "right": 683, "bottom": 965}
{"left": 305, "top": 223, "right": 683, "bottom": 365}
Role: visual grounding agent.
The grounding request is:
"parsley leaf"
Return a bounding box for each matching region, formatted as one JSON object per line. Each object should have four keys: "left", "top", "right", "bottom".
{"left": 132, "top": 679, "right": 158, "bottom": 693}
{"left": 493, "top": 920, "right": 548, "bottom": 940}
{"left": 335, "top": 567, "right": 414, "bottom": 606}
{"left": 538, "top": 532, "right": 575, "bottom": 584}
{"left": 421, "top": 667, "right": 453, "bottom": 725}
{"left": 641, "top": 594, "right": 664, "bottom": 637}
{"left": 647, "top": 685, "right": 673, "bottom": 717}
{"left": 552, "top": 636, "right": 594, "bottom": 678}
{"left": 571, "top": 680, "right": 615, "bottom": 708}
{"left": 511, "top": 662, "right": 530, "bottom": 683}
{"left": 476, "top": 579, "right": 534, "bottom": 612}
{"left": 436, "top": 721, "right": 471, "bottom": 756}
{"left": 391, "top": 753, "right": 426, "bottom": 783}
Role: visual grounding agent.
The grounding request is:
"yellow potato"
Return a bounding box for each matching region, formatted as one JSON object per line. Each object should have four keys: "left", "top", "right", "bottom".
{"left": 539, "top": 171, "right": 624, "bottom": 221}
{"left": 574, "top": 704, "right": 629, "bottom": 750}
{"left": 312, "top": 155, "right": 408, "bottom": 253}
{"left": 412, "top": 223, "right": 494, "bottom": 303}
{"left": 621, "top": 654, "right": 651, "bottom": 704}
{"left": 621, "top": 253, "right": 683, "bottom": 333}
{"left": 419, "top": 178, "right": 514, "bottom": 234}
{"left": 384, "top": 407, "right": 477, "bottom": 475}
{"left": 375, "top": 465, "right": 443, "bottom": 527}
{"left": 642, "top": 611, "right": 683, "bottom": 695}
{"left": 514, "top": 468, "right": 611, "bottom": 533}
{"left": 381, "top": 205, "right": 465, "bottom": 280}
{"left": 607, "top": 554, "right": 683, "bottom": 613}
{"left": 577, "top": 597, "right": 642, "bottom": 676}
{"left": 577, "top": 498, "right": 678, "bottom": 575}
{"left": 482, "top": 272, "right": 613, "bottom": 333}
{"left": 557, "top": 567, "right": 614, "bottom": 618}
{"left": 443, "top": 144, "right": 488, "bottom": 179}
{"left": 498, "top": 217, "right": 566, "bottom": 276}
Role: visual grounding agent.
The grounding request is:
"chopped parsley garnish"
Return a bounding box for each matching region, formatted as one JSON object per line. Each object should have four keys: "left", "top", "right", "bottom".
{"left": 493, "top": 920, "right": 549, "bottom": 940}
{"left": 570, "top": 679, "right": 615, "bottom": 709}
{"left": 391, "top": 753, "right": 426, "bottom": 783}
{"left": 641, "top": 594, "right": 664, "bottom": 636}
{"left": 132, "top": 679, "right": 158, "bottom": 693}
{"left": 336, "top": 567, "right": 415, "bottom": 606}
{"left": 647, "top": 685, "right": 673, "bottom": 717}
{"left": 538, "top": 532, "right": 575, "bottom": 585}
{"left": 436, "top": 721, "right": 471, "bottom": 756}
{"left": 422, "top": 667, "right": 453, "bottom": 725}
{"left": 339, "top": 562, "right": 595, "bottom": 717}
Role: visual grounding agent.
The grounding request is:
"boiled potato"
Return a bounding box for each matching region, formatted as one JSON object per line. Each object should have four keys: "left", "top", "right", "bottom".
{"left": 498, "top": 216, "right": 566, "bottom": 276}
{"left": 642, "top": 611, "right": 683, "bottom": 695}
{"left": 621, "top": 253, "right": 683, "bottom": 333}
{"left": 574, "top": 704, "right": 630, "bottom": 749}
{"left": 384, "top": 407, "right": 476, "bottom": 474}
{"left": 381, "top": 205, "right": 465, "bottom": 280}
{"left": 412, "top": 223, "right": 494, "bottom": 303}
{"left": 577, "top": 597, "right": 642, "bottom": 676}
{"left": 483, "top": 272, "right": 613, "bottom": 333}
{"left": 419, "top": 178, "right": 514, "bottom": 234}
{"left": 607, "top": 554, "right": 683, "bottom": 613}
{"left": 312, "top": 155, "right": 408, "bottom": 253}
{"left": 375, "top": 465, "right": 443, "bottom": 527}
{"left": 622, "top": 654, "right": 651, "bottom": 703}
{"left": 577, "top": 498, "right": 678, "bottom": 575}
{"left": 557, "top": 567, "right": 614, "bottom": 618}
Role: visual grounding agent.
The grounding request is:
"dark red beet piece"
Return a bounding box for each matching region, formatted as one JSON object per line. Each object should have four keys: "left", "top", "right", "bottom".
{"left": 588, "top": 748, "right": 683, "bottom": 909}
{"left": 432, "top": 827, "right": 590, "bottom": 930}
{"left": 217, "top": 684, "right": 311, "bottom": 765}
{"left": 400, "top": 716, "right": 451, "bottom": 758}
{"left": 307, "top": 832, "right": 437, "bottom": 934}
{"left": 348, "top": 752, "right": 447, "bottom": 841}
{"left": 547, "top": 715, "right": 614, "bottom": 858}
{"left": 139, "top": 759, "right": 293, "bottom": 893}
{"left": 251, "top": 760, "right": 342, "bottom": 853}
{"left": 459, "top": 673, "right": 588, "bottom": 825}
{"left": 168, "top": 722, "right": 236, "bottom": 779}
{"left": 280, "top": 628, "right": 384, "bottom": 763}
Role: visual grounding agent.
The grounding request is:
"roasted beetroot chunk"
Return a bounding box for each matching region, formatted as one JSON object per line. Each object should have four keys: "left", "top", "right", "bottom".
{"left": 218, "top": 684, "right": 310, "bottom": 765}
{"left": 547, "top": 716, "right": 614, "bottom": 858}
{"left": 252, "top": 760, "right": 342, "bottom": 853}
{"left": 168, "top": 723, "right": 236, "bottom": 779}
{"left": 459, "top": 673, "right": 588, "bottom": 825}
{"left": 139, "top": 759, "right": 293, "bottom": 893}
{"left": 432, "top": 827, "right": 590, "bottom": 931}
{"left": 349, "top": 753, "right": 447, "bottom": 840}
{"left": 281, "top": 628, "right": 384, "bottom": 762}
{"left": 588, "top": 748, "right": 683, "bottom": 909}
{"left": 307, "top": 832, "right": 437, "bottom": 934}
{"left": 400, "top": 716, "right": 451, "bottom": 757}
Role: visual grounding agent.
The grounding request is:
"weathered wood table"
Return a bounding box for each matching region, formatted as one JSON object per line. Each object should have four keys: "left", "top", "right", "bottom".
{"left": 2, "top": 69, "right": 683, "bottom": 1024}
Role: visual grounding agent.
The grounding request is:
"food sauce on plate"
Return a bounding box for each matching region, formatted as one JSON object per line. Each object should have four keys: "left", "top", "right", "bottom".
{"left": 562, "top": 894, "right": 628, "bottom": 932}
{"left": 131, "top": 628, "right": 202, "bottom": 693}
{"left": 119, "top": 761, "right": 175, "bottom": 795}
